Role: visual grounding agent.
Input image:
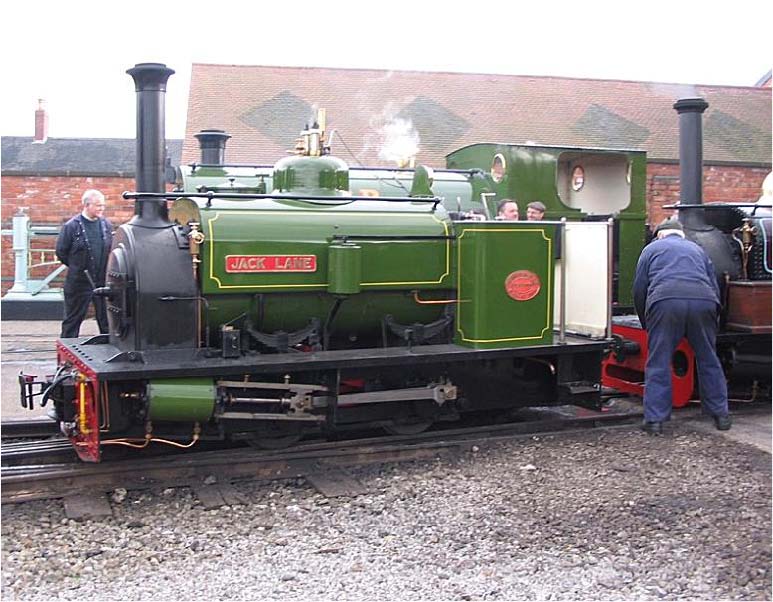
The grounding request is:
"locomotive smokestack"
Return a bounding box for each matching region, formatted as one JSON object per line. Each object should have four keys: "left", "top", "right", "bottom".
{"left": 126, "top": 62, "right": 174, "bottom": 226}
{"left": 195, "top": 129, "right": 231, "bottom": 165}
{"left": 672, "top": 96, "right": 740, "bottom": 282}
{"left": 673, "top": 97, "right": 709, "bottom": 228}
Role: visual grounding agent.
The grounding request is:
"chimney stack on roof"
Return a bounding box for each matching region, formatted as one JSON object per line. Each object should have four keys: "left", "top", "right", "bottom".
{"left": 34, "top": 99, "right": 48, "bottom": 143}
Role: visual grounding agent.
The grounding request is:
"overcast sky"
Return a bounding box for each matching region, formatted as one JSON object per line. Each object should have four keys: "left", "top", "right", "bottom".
{"left": 1, "top": 0, "right": 770, "bottom": 140}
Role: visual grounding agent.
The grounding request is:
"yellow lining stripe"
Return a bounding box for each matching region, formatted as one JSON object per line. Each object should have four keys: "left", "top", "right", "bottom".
{"left": 206, "top": 210, "right": 450, "bottom": 290}
{"left": 456, "top": 227, "right": 553, "bottom": 343}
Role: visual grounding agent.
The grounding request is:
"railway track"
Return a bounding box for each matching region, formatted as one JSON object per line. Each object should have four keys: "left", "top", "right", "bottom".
{"left": 1, "top": 417, "right": 60, "bottom": 439}
{"left": 1, "top": 333, "right": 58, "bottom": 354}
{"left": 3, "top": 399, "right": 767, "bottom": 512}
{"left": 2, "top": 401, "right": 644, "bottom": 506}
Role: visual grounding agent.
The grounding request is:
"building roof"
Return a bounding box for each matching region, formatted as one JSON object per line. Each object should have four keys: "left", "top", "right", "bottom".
{"left": 1, "top": 137, "right": 183, "bottom": 176}
{"left": 183, "top": 64, "right": 772, "bottom": 169}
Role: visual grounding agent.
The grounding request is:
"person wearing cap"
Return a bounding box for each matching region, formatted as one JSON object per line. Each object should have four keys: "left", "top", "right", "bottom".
{"left": 632, "top": 217, "right": 731, "bottom": 435}
{"left": 526, "top": 201, "right": 546, "bottom": 221}
{"left": 495, "top": 199, "right": 519, "bottom": 221}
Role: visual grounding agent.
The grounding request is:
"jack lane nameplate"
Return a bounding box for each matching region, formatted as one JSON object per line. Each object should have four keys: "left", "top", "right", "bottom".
{"left": 225, "top": 255, "right": 318, "bottom": 273}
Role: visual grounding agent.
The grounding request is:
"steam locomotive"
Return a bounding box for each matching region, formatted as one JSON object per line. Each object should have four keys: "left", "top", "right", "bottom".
{"left": 20, "top": 63, "right": 616, "bottom": 462}
{"left": 19, "top": 63, "right": 770, "bottom": 462}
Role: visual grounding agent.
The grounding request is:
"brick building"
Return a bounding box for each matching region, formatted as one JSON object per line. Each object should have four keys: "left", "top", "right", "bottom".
{"left": 0, "top": 106, "right": 182, "bottom": 296}
{"left": 184, "top": 64, "right": 771, "bottom": 227}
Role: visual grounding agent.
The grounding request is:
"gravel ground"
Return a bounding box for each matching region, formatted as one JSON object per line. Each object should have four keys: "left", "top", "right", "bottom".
{"left": 2, "top": 422, "right": 770, "bottom": 601}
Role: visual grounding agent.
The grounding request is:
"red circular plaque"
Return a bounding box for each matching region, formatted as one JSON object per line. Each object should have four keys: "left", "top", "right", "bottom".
{"left": 505, "top": 270, "right": 541, "bottom": 301}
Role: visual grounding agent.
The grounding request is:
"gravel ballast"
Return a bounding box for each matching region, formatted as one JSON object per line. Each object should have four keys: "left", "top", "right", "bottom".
{"left": 2, "top": 422, "right": 771, "bottom": 601}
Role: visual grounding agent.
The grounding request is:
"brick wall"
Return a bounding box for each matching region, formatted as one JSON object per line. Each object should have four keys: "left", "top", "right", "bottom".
{"left": 646, "top": 163, "right": 769, "bottom": 226}
{"left": 1, "top": 175, "right": 135, "bottom": 295}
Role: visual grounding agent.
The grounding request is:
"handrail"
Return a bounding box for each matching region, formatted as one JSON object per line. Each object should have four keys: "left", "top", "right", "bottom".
{"left": 2, "top": 211, "right": 64, "bottom": 299}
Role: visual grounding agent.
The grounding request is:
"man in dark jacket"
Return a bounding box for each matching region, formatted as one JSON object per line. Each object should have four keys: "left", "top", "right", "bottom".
{"left": 55, "top": 189, "right": 113, "bottom": 338}
{"left": 633, "top": 217, "right": 731, "bottom": 435}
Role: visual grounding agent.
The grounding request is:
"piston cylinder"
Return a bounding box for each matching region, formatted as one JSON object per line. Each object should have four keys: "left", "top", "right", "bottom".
{"left": 148, "top": 378, "right": 215, "bottom": 422}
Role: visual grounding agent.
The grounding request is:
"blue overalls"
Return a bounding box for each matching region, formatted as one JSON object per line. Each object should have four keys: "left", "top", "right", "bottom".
{"left": 632, "top": 235, "right": 729, "bottom": 423}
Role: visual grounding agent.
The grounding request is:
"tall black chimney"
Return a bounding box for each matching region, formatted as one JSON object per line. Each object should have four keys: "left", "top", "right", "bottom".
{"left": 195, "top": 129, "right": 231, "bottom": 165}
{"left": 126, "top": 62, "right": 174, "bottom": 226}
{"left": 673, "top": 96, "right": 742, "bottom": 283}
{"left": 673, "top": 97, "right": 709, "bottom": 228}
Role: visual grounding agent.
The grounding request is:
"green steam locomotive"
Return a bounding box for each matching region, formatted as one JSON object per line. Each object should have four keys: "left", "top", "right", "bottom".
{"left": 21, "top": 63, "right": 639, "bottom": 462}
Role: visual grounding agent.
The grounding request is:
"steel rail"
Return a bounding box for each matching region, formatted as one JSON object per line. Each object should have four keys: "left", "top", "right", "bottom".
{"left": 4, "top": 401, "right": 767, "bottom": 505}
{"left": 1, "top": 405, "right": 644, "bottom": 504}
{"left": 1, "top": 440, "right": 74, "bottom": 467}
{"left": 1, "top": 418, "right": 59, "bottom": 439}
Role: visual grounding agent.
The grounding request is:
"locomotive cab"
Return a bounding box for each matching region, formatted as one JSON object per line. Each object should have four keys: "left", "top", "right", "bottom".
{"left": 446, "top": 143, "right": 647, "bottom": 311}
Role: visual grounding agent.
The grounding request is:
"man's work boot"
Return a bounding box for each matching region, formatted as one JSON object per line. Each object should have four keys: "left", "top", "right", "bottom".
{"left": 642, "top": 421, "right": 664, "bottom": 436}
{"left": 713, "top": 414, "right": 732, "bottom": 431}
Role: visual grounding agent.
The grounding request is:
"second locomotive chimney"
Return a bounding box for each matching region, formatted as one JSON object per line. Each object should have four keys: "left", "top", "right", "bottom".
{"left": 195, "top": 129, "right": 231, "bottom": 165}
{"left": 673, "top": 97, "right": 709, "bottom": 227}
{"left": 126, "top": 62, "right": 174, "bottom": 226}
